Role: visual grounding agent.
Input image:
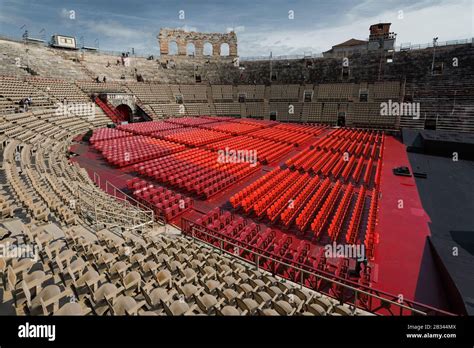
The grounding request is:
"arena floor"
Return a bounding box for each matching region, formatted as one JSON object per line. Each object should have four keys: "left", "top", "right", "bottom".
{"left": 69, "top": 125, "right": 452, "bottom": 312}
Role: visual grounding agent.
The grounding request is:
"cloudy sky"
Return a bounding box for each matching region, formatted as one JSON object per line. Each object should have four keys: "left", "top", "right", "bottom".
{"left": 0, "top": 0, "right": 472, "bottom": 57}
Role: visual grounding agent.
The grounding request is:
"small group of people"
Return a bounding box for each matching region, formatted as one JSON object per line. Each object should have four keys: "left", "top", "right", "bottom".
{"left": 95, "top": 76, "right": 107, "bottom": 83}
{"left": 19, "top": 96, "right": 32, "bottom": 112}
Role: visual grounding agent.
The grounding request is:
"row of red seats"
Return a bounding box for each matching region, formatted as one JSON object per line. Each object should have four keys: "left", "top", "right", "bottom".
{"left": 295, "top": 178, "right": 332, "bottom": 232}
{"left": 364, "top": 189, "right": 379, "bottom": 260}
{"left": 89, "top": 128, "right": 132, "bottom": 145}
{"left": 287, "top": 146, "right": 378, "bottom": 185}
{"left": 229, "top": 118, "right": 278, "bottom": 127}
{"left": 310, "top": 181, "right": 343, "bottom": 237}
{"left": 194, "top": 209, "right": 266, "bottom": 255}
{"left": 328, "top": 128, "right": 381, "bottom": 143}
{"left": 363, "top": 158, "right": 374, "bottom": 186}
{"left": 166, "top": 116, "right": 218, "bottom": 126}
{"left": 196, "top": 208, "right": 241, "bottom": 232}
{"left": 201, "top": 116, "right": 236, "bottom": 122}
{"left": 252, "top": 171, "right": 301, "bottom": 217}
{"left": 327, "top": 184, "right": 354, "bottom": 241}
{"left": 247, "top": 127, "right": 313, "bottom": 146}
{"left": 193, "top": 209, "right": 283, "bottom": 262}
{"left": 352, "top": 155, "right": 365, "bottom": 182}
{"left": 230, "top": 168, "right": 283, "bottom": 208}
{"left": 273, "top": 123, "right": 327, "bottom": 136}
{"left": 236, "top": 169, "right": 288, "bottom": 211}
{"left": 270, "top": 235, "right": 293, "bottom": 259}
{"left": 151, "top": 127, "right": 231, "bottom": 147}
{"left": 266, "top": 173, "right": 310, "bottom": 222}
{"left": 134, "top": 148, "right": 259, "bottom": 198}
{"left": 126, "top": 178, "right": 192, "bottom": 221}
{"left": 200, "top": 121, "right": 264, "bottom": 135}
{"left": 280, "top": 176, "right": 320, "bottom": 228}
{"left": 345, "top": 186, "right": 367, "bottom": 244}
{"left": 191, "top": 208, "right": 318, "bottom": 272}
{"left": 117, "top": 121, "right": 182, "bottom": 135}
{"left": 205, "top": 136, "right": 293, "bottom": 164}
{"left": 92, "top": 135, "right": 186, "bottom": 167}
{"left": 249, "top": 227, "right": 275, "bottom": 251}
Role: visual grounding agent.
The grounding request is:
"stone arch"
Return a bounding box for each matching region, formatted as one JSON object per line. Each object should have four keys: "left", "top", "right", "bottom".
{"left": 203, "top": 42, "right": 213, "bottom": 56}
{"left": 115, "top": 104, "right": 133, "bottom": 122}
{"left": 168, "top": 40, "right": 178, "bottom": 55}
{"left": 186, "top": 42, "right": 196, "bottom": 56}
{"left": 158, "top": 28, "right": 238, "bottom": 58}
{"left": 220, "top": 42, "right": 230, "bottom": 56}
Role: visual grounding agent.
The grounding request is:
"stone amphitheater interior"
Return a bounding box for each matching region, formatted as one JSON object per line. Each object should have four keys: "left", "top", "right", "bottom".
{"left": 0, "top": 0, "right": 473, "bottom": 345}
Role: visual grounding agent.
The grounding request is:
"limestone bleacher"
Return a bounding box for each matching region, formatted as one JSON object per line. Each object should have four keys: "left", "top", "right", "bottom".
{"left": 178, "top": 85, "right": 208, "bottom": 102}
{"left": 320, "top": 102, "right": 339, "bottom": 124}
{"left": 403, "top": 79, "right": 474, "bottom": 133}
{"left": 0, "top": 96, "right": 16, "bottom": 115}
{"left": 27, "top": 77, "right": 90, "bottom": 103}
{"left": 214, "top": 102, "right": 241, "bottom": 116}
{"left": 0, "top": 76, "right": 54, "bottom": 110}
{"left": 185, "top": 103, "right": 211, "bottom": 116}
{"left": 244, "top": 102, "right": 267, "bottom": 118}
{"left": 302, "top": 102, "right": 323, "bottom": 123}
{"left": 211, "top": 85, "right": 234, "bottom": 101}
{"left": 371, "top": 81, "right": 401, "bottom": 100}
{"left": 237, "top": 85, "right": 265, "bottom": 100}
{"left": 317, "top": 83, "right": 355, "bottom": 101}
{"left": 126, "top": 82, "right": 173, "bottom": 103}
{"left": 269, "top": 102, "right": 303, "bottom": 122}
{"left": 0, "top": 40, "right": 89, "bottom": 80}
{"left": 75, "top": 81, "right": 128, "bottom": 94}
{"left": 269, "top": 84, "right": 300, "bottom": 101}
{"left": 0, "top": 40, "right": 31, "bottom": 78}
{"left": 347, "top": 102, "right": 394, "bottom": 128}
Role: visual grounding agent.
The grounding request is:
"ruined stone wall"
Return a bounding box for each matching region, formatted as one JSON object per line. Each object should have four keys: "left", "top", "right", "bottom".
{"left": 158, "top": 28, "right": 237, "bottom": 58}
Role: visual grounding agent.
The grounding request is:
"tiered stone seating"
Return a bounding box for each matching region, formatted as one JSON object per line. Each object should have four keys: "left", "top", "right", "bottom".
{"left": 211, "top": 85, "right": 234, "bottom": 101}
{"left": 0, "top": 76, "right": 54, "bottom": 109}
{"left": 28, "top": 77, "right": 90, "bottom": 102}
{"left": 237, "top": 85, "right": 265, "bottom": 100}
{"left": 76, "top": 81, "right": 128, "bottom": 94}
{"left": 0, "top": 40, "right": 88, "bottom": 80}
{"left": 269, "top": 102, "right": 303, "bottom": 122}
{"left": 244, "top": 102, "right": 267, "bottom": 118}
{"left": 178, "top": 85, "right": 208, "bottom": 102}
{"left": 214, "top": 102, "right": 241, "bottom": 116}
{"left": 126, "top": 82, "right": 173, "bottom": 103}
{"left": 317, "top": 83, "right": 355, "bottom": 101}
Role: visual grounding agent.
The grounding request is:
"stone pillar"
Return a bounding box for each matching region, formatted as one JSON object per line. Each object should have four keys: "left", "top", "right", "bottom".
{"left": 212, "top": 42, "right": 221, "bottom": 57}
{"left": 194, "top": 41, "right": 203, "bottom": 57}
{"left": 229, "top": 43, "right": 238, "bottom": 57}
{"left": 177, "top": 39, "right": 186, "bottom": 56}
{"left": 160, "top": 40, "right": 168, "bottom": 55}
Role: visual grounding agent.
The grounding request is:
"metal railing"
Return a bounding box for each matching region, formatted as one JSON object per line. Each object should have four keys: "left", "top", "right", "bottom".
{"left": 1, "top": 33, "right": 471, "bottom": 62}
{"left": 181, "top": 217, "right": 457, "bottom": 316}
{"left": 75, "top": 172, "right": 156, "bottom": 232}
{"left": 239, "top": 38, "right": 473, "bottom": 61}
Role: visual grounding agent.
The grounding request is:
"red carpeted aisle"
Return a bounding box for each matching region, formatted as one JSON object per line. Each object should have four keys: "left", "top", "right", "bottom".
{"left": 373, "top": 135, "right": 448, "bottom": 310}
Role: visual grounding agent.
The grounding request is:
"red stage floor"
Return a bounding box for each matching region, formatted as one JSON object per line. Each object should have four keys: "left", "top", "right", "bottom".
{"left": 69, "top": 131, "right": 450, "bottom": 312}
{"left": 372, "top": 136, "right": 449, "bottom": 310}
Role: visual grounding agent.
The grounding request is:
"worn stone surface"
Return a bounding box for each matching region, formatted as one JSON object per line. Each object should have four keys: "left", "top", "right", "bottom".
{"left": 158, "top": 28, "right": 237, "bottom": 58}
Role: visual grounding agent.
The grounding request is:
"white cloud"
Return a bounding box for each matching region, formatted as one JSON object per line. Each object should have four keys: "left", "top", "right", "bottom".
{"left": 227, "top": 25, "right": 245, "bottom": 33}
{"left": 238, "top": 0, "right": 473, "bottom": 56}
{"left": 180, "top": 25, "right": 198, "bottom": 32}
{"left": 84, "top": 20, "right": 146, "bottom": 39}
